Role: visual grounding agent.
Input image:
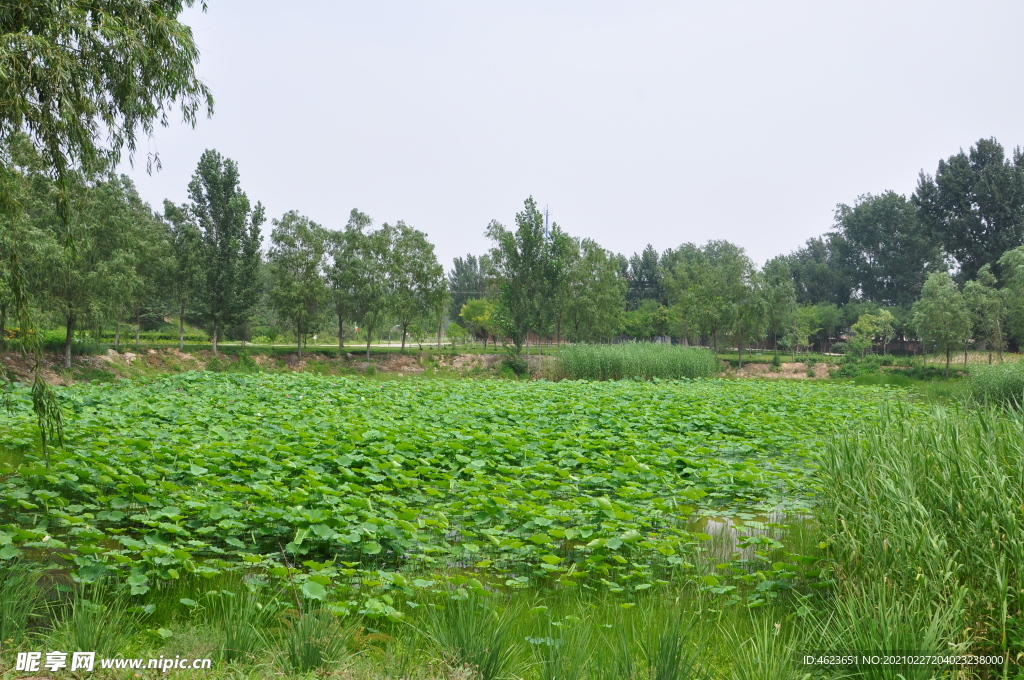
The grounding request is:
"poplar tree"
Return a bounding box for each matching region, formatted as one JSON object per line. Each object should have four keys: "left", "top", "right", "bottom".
{"left": 186, "top": 150, "right": 264, "bottom": 353}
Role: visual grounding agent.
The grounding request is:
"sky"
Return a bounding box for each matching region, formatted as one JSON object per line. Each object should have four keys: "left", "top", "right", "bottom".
{"left": 121, "top": 1, "right": 1024, "bottom": 269}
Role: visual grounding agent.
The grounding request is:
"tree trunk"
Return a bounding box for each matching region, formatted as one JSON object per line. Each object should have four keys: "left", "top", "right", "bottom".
{"left": 366, "top": 333, "right": 372, "bottom": 360}
{"left": 211, "top": 320, "right": 219, "bottom": 354}
{"left": 0, "top": 302, "right": 6, "bottom": 351}
{"left": 297, "top": 321, "right": 302, "bottom": 360}
{"left": 64, "top": 314, "right": 75, "bottom": 369}
{"left": 338, "top": 315, "right": 344, "bottom": 350}
{"left": 178, "top": 304, "right": 186, "bottom": 351}
{"left": 997, "top": 318, "right": 1004, "bottom": 363}
{"left": 437, "top": 317, "right": 442, "bottom": 350}
{"left": 400, "top": 324, "right": 407, "bottom": 352}
{"left": 738, "top": 340, "right": 743, "bottom": 368}
{"left": 945, "top": 348, "right": 951, "bottom": 378}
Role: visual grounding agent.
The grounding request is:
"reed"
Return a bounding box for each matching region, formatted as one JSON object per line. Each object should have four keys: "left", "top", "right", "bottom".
{"left": 559, "top": 343, "right": 718, "bottom": 381}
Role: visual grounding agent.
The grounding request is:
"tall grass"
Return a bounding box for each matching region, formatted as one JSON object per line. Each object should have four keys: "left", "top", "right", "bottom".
{"left": 559, "top": 343, "right": 718, "bottom": 381}
{"left": 818, "top": 403, "right": 1024, "bottom": 658}
{"left": 0, "top": 562, "right": 42, "bottom": 647}
{"left": 968, "top": 360, "right": 1024, "bottom": 405}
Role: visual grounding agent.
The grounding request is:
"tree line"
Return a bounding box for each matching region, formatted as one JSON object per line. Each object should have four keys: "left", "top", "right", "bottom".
{"left": 6, "top": 136, "right": 1024, "bottom": 370}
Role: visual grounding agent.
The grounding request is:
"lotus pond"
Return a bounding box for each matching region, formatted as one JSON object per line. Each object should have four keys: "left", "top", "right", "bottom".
{"left": 0, "top": 373, "right": 909, "bottom": 615}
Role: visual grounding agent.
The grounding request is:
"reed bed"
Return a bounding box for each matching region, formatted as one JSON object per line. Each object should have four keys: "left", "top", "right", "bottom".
{"left": 818, "top": 402, "right": 1024, "bottom": 661}
{"left": 558, "top": 343, "right": 719, "bottom": 381}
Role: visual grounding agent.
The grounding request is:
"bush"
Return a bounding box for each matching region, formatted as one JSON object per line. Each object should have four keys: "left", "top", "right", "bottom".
{"left": 968, "top": 361, "right": 1024, "bottom": 405}
{"left": 558, "top": 343, "right": 718, "bottom": 381}
{"left": 501, "top": 355, "right": 529, "bottom": 378}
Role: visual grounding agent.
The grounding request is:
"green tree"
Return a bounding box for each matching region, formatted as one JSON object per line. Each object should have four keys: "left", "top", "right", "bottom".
{"left": 1, "top": 1, "right": 209, "bottom": 456}
{"left": 964, "top": 264, "right": 1005, "bottom": 364}
{"left": 186, "top": 150, "right": 265, "bottom": 353}
{"left": 997, "top": 247, "right": 1024, "bottom": 351}
{"left": 448, "top": 254, "right": 493, "bottom": 325}
{"left": 267, "top": 211, "right": 328, "bottom": 359}
{"left": 780, "top": 235, "right": 853, "bottom": 306}
{"left": 730, "top": 270, "right": 768, "bottom": 368}
{"left": 811, "top": 303, "right": 842, "bottom": 353}
{"left": 915, "top": 138, "right": 1024, "bottom": 282}
{"left": 460, "top": 298, "right": 495, "bottom": 347}
{"left": 486, "top": 197, "right": 551, "bottom": 355}
{"left": 544, "top": 228, "right": 578, "bottom": 346}
{"left": 563, "top": 239, "right": 627, "bottom": 343}
{"left": 667, "top": 241, "right": 750, "bottom": 354}
{"left": 912, "top": 271, "right": 971, "bottom": 377}
{"left": 762, "top": 258, "right": 797, "bottom": 358}
{"left": 161, "top": 200, "right": 203, "bottom": 350}
{"left": 351, "top": 226, "right": 392, "bottom": 360}
{"left": 625, "top": 244, "right": 666, "bottom": 309}
{"left": 386, "top": 221, "right": 444, "bottom": 352}
{"left": 38, "top": 173, "right": 146, "bottom": 367}
{"left": 834, "top": 192, "right": 942, "bottom": 305}
{"left": 326, "top": 209, "right": 371, "bottom": 350}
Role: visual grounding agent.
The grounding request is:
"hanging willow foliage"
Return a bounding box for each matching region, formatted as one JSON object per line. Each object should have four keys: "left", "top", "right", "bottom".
{"left": 1, "top": 1, "right": 212, "bottom": 463}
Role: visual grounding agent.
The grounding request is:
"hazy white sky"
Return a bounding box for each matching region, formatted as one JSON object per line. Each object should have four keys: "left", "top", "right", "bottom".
{"left": 121, "top": 1, "right": 1024, "bottom": 269}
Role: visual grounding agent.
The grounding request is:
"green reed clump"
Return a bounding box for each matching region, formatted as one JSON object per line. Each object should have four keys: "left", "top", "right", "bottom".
{"left": 967, "top": 360, "right": 1024, "bottom": 405}
{"left": 818, "top": 403, "right": 1024, "bottom": 656}
{"left": 559, "top": 343, "right": 718, "bottom": 381}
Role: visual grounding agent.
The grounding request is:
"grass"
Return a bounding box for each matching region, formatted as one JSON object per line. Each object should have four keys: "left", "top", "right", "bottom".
{"left": 818, "top": 402, "right": 1024, "bottom": 660}
{"left": 559, "top": 343, "right": 718, "bottom": 380}
{"left": 968, "top": 360, "right": 1024, "bottom": 405}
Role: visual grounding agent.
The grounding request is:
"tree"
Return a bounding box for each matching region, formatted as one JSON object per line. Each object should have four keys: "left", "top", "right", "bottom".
{"left": 460, "top": 298, "right": 495, "bottom": 347}
{"left": 844, "top": 310, "right": 894, "bottom": 358}
{"left": 38, "top": 173, "right": 145, "bottom": 367}
{"left": 350, "top": 226, "right": 392, "bottom": 360}
{"left": 729, "top": 270, "right": 768, "bottom": 368}
{"left": 811, "top": 303, "right": 842, "bottom": 353}
{"left": 448, "top": 254, "right": 492, "bottom": 325}
{"left": 997, "top": 247, "right": 1024, "bottom": 351}
{"left": 780, "top": 236, "right": 853, "bottom": 305}
{"left": 915, "top": 138, "right": 1024, "bottom": 282}
{"left": 762, "top": 258, "right": 797, "bottom": 357}
{"left": 385, "top": 221, "right": 444, "bottom": 352}
{"left": 625, "top": 244, "right": 666, "bottom": 309}
{"left": 186, "top": 150, "right": 265, "bottom": 353}
{"left": 543, "top": 228, "right": 578, "bottom": 346}
{"left": 326, "top": 209, "right": 371, "bottom": 350}
{"left": 0, "top": 1, "right": 209, "bottom": 457}
{"left": 161, "top": 200, "right": 203, "bottom": 350}
{"left": 563, "top": 239, "right": 627, "bottom": 343}
{"left": 666, "top": 240, "right": 750, "bottom": 354}
{"left": 267, "top": 212, "right": 328, "bottom": 359}
{"left": 964, "top": 264, "right": 1005, "bottom": 364}
{"left": 912, "top": 272, "right": 971, "bottom": 377}
{"left": 0, "top": 1, "right": 211, "bottom": 179}
{"left": 834, "top": 192, "right": 942, "bottom": 305}
{"left": 790, "top": 306, "right": 819, "bottom": 358}
{"left": 486, "top": 197, "right": 551, "bottom": 355}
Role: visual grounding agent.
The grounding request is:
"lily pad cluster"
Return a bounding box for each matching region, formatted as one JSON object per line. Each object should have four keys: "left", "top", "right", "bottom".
{"left": 0, "top": 373, "right": 897, "bottom": 614}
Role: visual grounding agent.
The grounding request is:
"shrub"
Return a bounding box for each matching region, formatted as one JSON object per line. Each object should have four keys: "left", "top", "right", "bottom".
{"left": 558, "top": 343, "right": 718, "bottom": 381}
{"left": 501, "top": 355, "right": 529, "bottom": 377}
